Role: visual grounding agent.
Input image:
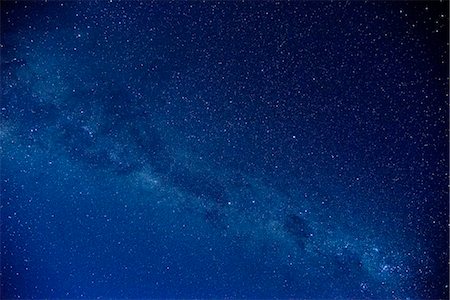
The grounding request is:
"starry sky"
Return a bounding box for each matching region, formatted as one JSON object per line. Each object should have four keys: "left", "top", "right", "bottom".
{"left": 1, "top": 1, "right": 448, "bottom": 299}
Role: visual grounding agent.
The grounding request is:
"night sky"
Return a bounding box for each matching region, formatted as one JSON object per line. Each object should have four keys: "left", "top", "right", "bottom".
{"left": 1, "top": 1, "right": 448, "bottom": 299}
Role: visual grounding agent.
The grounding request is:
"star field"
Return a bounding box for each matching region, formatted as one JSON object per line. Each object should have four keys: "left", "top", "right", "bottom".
{"left": 1, "top": 1, "right": 448, "bottom": 299}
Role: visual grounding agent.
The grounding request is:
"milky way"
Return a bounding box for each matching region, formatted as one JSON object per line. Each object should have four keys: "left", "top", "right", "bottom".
{"left": 1, "top": 1, "right": 448, "bottom": 299}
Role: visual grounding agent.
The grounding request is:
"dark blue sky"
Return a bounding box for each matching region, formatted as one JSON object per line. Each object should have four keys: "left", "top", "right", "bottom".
{"left": 1, "top": 1, "right": 448, "bottom": 299}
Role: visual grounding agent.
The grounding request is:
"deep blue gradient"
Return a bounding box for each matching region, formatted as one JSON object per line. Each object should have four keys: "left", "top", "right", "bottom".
{"left": 1, "top": 1, "right": 448, "bottom": 299}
